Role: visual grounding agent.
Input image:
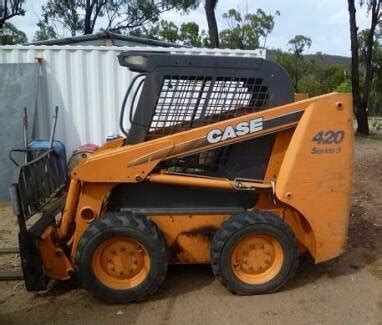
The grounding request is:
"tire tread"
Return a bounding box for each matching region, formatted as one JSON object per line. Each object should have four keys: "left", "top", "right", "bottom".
{"left": 74, "top": 212, "right": 168, "bottom": 302}
{"left": 210, "top": 210, "right": 299, "bottom": 294}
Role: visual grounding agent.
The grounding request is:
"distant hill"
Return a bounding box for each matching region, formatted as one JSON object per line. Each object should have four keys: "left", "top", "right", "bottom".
{"left": 267, "top": 49, "right": 351, "bottom": 67}
{"left": 304, "top": 54, "right": 351, "bottom": 67}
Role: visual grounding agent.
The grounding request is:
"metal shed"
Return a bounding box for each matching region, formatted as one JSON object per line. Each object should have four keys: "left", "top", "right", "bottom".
{"left": 27, "top": 31, "right": 181, "bottom": 47}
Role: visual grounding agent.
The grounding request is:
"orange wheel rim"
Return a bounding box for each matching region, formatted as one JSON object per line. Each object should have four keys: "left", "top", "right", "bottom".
{"left": 231, "top": 234, "right": 284, "bottom": 285}
{"left": 92, "top": 237, "right": 150, "bottom": 290}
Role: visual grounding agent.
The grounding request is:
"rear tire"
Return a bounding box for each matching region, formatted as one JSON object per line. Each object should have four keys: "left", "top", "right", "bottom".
{"left": 75, "top": 212, "right": 168, "bottom": 302}
{"left": 210, "top": 211, "right": 298, "bottom": 295}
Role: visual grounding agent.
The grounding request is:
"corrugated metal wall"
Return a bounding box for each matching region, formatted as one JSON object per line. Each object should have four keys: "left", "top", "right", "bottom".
{"left": 0, "top": 45, "right": 266, "bottom": 156}
{"left": 0, "top": 63, "right": 39, "bottom": 201}
{"left": 0, "top": 46, "right": 137, "bottom": 155}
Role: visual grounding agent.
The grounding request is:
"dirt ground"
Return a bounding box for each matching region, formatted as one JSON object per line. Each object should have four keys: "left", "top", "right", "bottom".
{"left": 0, "top": 136, "right": 381, "bottom": 325}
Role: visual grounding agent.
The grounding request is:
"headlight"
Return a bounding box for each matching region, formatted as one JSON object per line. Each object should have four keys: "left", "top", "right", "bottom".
{"left": 124, "top": 55, "right": 148, "bottom": 67}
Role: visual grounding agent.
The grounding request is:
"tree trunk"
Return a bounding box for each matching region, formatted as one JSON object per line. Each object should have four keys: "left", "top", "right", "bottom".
{"left": 348, "top": 0, "right": 369, "bottom": 135}
{"left": 356, "top": 101, "right": 370, "bottom": 134}
{"left": 204, "top": 0, "right": 219, "bottom": 48}
{"left": 0, "top": 22, "right": 4, "bottom": 46}
{"left": 84, "top": 0, "right": 93, "bottom": 34}
{"left": 359, "top": 0, "right": 380, "bottom": 135}
{"left": 294, "top": 56, "right": 299, "bottom": 92}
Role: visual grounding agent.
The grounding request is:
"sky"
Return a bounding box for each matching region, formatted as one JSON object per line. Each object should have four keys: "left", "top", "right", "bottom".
{"left": 10, "top": 0, "right": 372, "bottom": 57}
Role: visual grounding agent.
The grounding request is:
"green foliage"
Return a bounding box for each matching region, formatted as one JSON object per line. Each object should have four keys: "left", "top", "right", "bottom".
{"left": 288, "top": 35, "right": 312, "bottom": 57}
{"left": 33, "top": 21, "right": 59, "bottom": 41}
{"left": 132, "top": 6, "right": 278, "bottom": 49}
{"left": 180, "top": 22, "right": 208, "bottom": 47}
{"left": 298, "top": 64, "right": 350, "bottom": 96}
{"left": 369, "top": 36, "right": 382, "bottom": 115}
{"left": 39, "top": 0, "right": 200, "bottom": 37}
{"left": 0, "top": 22, "right": 27, "bottom": 44}
{"left": 335, "top": 79, "right": 352, "bottom": 92}
{"left": 287, "top": 34, "right": 312, "bottom": 91}
{"left": 40, "top": 0, "right": 79, "bottom": 36}
{"left": 157, "top": 20, "right": 179, "bottom": 43}
{"left": 131, "top": 19, "right": 209, "bottom": 46}
{"left": 0, "top": 0, "right": 26, "bottom": 45}
{"left": 0, "top": 0, "right": 26, "bottom": 27}
{"left": 268, "top": 49, "right": 294, "bottom": 71}
{"left": 219, "top": 8, "right": 279, "bottom": 50}
{"left": 356, "top": 28, "right": 382, "bottom": 115}
{"left": 269, "top": 49, "right": 351, "bottom": 97}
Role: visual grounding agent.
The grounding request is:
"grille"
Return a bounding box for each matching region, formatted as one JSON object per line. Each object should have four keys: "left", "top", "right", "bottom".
{"left": 146, "top": 76, "right": 269, "bottom": 140}
{"left": 150, "top": 75, "right": 270, "bottom": 176}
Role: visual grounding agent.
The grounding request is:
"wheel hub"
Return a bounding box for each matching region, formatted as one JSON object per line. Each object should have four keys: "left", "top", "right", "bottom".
{"left": 92, "top": 237, "right": 150, "bottom": 289}
{"left": 231, "top": 234, "right": 284, "bottom": 284}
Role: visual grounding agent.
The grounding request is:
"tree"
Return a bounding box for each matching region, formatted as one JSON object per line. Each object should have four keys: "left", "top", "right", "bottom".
{"left": 219, "top": 8, "right": 279, "bottom": 50}
{"left": 179, "top": 22, "right": 207, "bottom": 47}
{"left": 0, "top": 0, "right": 25, "bottom": 27}
{"left": 204, "top": 0, "right": 218, "bottom": 48}
{"left": 130, "top": 23, "right": 160, "bottom": 40}
{"left": 0, "top": 22, "right": 26, "bottom": 44}
{"left": 39, "top": 0, "right": 200, "bottom": 37}
{"left": 348, "top": 0, "right": 381, "bottom": 135}
{"left": 361, "top": 29, "right": 382, "bottom": 115}
{"left": 157, "top": 20, "right": 179, "bottom": 43}
{"left": 34, "top": 21, "right": 59, "bottom": 41}
{"left": 131, "top": 20, "right": 208, "bottom": 46}
{"left": 130, "top": 20, "right": 179, "bottom": 43}
{"left": 0, "top": 0, "right": 26, "bottom": 44}
{"left": 335, "top": 79, "right": 353, "bottom": 93}
{"left": 288, "top": 35, "right": 312, "bottom": 92}
{"left": 269, "top": 49, "right": 350, "bottom": 97}
{"left": 298, "top": 63, "right": 350, "bottom": 96}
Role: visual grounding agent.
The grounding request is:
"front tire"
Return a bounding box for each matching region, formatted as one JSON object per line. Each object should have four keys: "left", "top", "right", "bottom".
{"left": 210, "top": 211, "right": 298, "bottom": 295}
{"left": 75, "top": 212, "right": 168, "bottom": 302}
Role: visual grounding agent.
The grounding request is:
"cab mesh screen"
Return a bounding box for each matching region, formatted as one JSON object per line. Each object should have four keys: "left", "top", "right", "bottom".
{"left": 147, "top": 76, "right": 269, "bottom": 140}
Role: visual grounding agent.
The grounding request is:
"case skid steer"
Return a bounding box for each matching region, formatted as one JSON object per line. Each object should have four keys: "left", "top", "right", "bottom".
{"left": 9, "top": 50, "right": 353, "bottom": 302}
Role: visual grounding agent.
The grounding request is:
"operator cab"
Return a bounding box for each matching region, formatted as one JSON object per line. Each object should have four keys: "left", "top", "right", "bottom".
{"left": 117, "top": 50, "right": 294, "bottom": 145}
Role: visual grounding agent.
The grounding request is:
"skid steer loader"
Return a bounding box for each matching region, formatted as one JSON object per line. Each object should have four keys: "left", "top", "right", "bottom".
{"left": 9, "top": 49, "right": 353, "bottom": 302}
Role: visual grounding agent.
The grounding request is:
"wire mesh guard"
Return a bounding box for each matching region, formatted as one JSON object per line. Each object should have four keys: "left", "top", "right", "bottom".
{"left": 147, "top": 75, "right": 269, "bottom": 140}
{"left": 150, "top": 75, "right": 270, "bottom": 176}
{"left": 12, "top": 150, "right": 66, "bottom": 220}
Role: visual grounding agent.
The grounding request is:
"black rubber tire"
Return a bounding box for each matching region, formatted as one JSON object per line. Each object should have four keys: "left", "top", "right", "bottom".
{"left": 74, "top": 212, "right": 168, "bottom": 302}
{"left": 210, "top": 210, "right": 298, "bottom": 295}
